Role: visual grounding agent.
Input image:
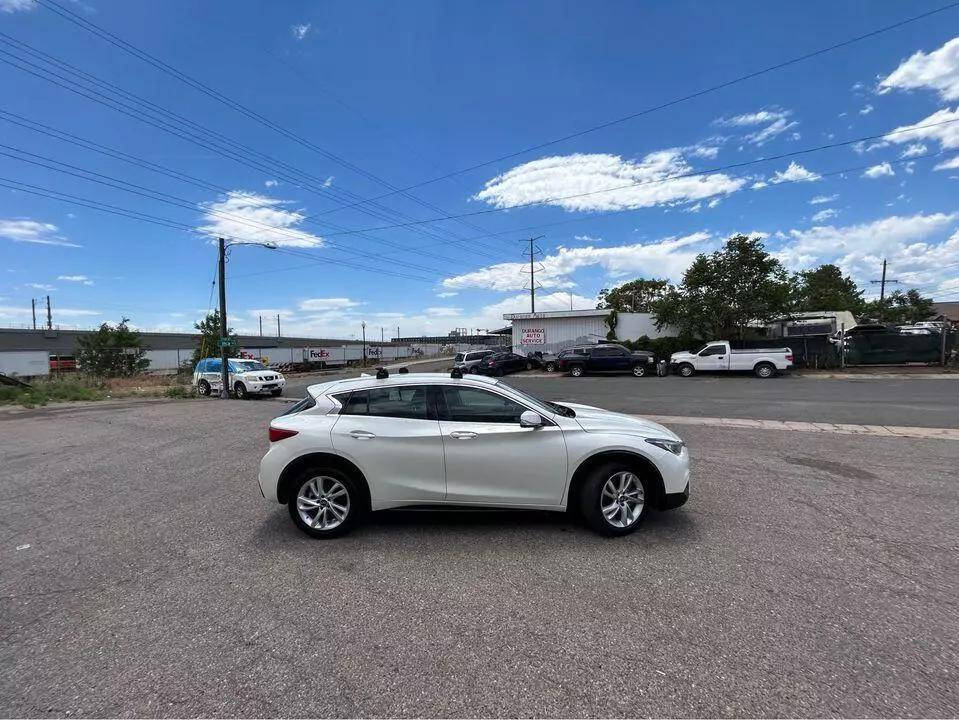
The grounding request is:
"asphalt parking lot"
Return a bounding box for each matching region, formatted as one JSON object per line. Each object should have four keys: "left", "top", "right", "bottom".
{"left": 2, "top": 397, "right": 957, "bottom": 717}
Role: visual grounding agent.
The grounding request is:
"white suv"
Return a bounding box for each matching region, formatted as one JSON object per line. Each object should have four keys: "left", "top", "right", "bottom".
{"left": 258, "top": 371, "right": 690, "bottom": 537}
{"left": 194, "top": 358, "right": 286, "bottom": 398}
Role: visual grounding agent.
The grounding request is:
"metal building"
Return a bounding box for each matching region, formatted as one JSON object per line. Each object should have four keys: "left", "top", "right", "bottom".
{"left": 502, "top": 310, "right": 676, "bottom": 354}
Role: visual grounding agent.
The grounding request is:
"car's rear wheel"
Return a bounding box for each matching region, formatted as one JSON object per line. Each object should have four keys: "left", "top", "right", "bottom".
{"left": 569, "top": 364, "right": 584, "bottom": 377}
{"left": 632, "top": 364, "right": 647, "bottom": 377}
{"left": 579, "top": 463, "right": 649, "bottom": 536}
{"left": 525, "top": 362, "right": 533, "bottom": 370}
{"left": 544, "top": 361, "right": 556, "bottom": 373}
{"left": 754, "top": 362, "right": 775, "bottom": 378}
{"left": 234, "top": 382, "right": 248, "bottom": 399}
{"left": 196, "top": 380, "right": 211, "bottom": 396}
{"left": 677, "top": 363, "right": 695, "bottom": 377}
{"left": 288, "top": 469, "right": 363, "bottom": 538}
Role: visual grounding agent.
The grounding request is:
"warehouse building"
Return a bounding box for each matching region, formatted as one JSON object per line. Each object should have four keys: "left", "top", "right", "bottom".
{"left": 502, "top": 309, "right": 676, "bottom": 354}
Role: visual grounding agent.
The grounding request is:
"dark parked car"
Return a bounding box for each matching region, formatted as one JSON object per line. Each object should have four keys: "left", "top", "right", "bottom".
{"left": 525, "top": 350, "right": 560, "bottom": 372}
{"left": 478, "top": 352, "right": 534, "bottom": 376}
{"left": 556, "top": 344, "right": 656, "bottom": 377}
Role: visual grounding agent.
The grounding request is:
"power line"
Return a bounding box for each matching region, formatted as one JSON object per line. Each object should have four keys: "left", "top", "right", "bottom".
{"left": 0, "top": 36, "right": 508, "bottom": 260}
{"left": 29, "top": 0, "right": 505, "bottom": 247}
{"left": 279, "top": 1, "right": 959, "bottom": 216}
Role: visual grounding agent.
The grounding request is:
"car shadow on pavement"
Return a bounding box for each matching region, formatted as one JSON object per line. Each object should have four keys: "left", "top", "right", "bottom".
{"left": 251, "top": 504, "right": 698, "bottom": 546}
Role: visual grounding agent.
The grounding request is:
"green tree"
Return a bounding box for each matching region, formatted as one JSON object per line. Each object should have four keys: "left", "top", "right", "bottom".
{"left": 651, "top": 235, "right": 791, "bottom": 338}
{"left": 862, "top": 288, "right": 936, "bottom": 325}
{"left": 596, "top": 278, "right": 669, "bottom": 312}
{"left": 792, "top": 264, "right": 864, "bottom": 314}
{"left": 75, "top": 318, "right": 150, "bottom": 377}
{"left": 192, "top": 310, "right": 237, "bottom": 368}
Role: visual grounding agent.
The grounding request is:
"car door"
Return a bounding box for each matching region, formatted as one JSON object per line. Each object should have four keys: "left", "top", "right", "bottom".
{"left": 589, "top": 346, "right": 614, "bottom": 371}
{"left": 698, "top": 344, "right": 727, "bottom": 371}
{"left": 330, "top": 385, "right": 447, "bottom": 502}
{"left": 609, "top": 347, "right": 632, "bottom": 371}
{"left": 436, "top": 385, "right": 568, "bottom": 506}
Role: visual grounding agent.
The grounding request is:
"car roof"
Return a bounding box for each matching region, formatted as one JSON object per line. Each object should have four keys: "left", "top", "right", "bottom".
{"left": 307, "top": 372, "right": 501, "bottom": 397}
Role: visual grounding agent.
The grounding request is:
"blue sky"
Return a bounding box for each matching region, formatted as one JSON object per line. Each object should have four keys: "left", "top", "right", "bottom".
{"left": 2, "top": 0, "right": 959, "bottom": 338}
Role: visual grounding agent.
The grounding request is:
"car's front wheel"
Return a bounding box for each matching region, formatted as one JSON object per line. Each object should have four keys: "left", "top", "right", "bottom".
{"left": 579, "top": 463, "right": 649, "bottom": 536}
{"left": 631, "top": 364, "right": 647, "bottom": 377}
{"left": 196, "top": 380, "right": 211, "bottom": 396}
{"left": 569, "top": 364, "right": 584, "bottom": 377}
{"left": 544, "top": 361, "right": 556, "bottom": 373}
{"left": 234, "top": 382, "right": 248, "bottom": 399}
{"left": 677, "top": 363, "right": 695, "bottom": 377}
{"left": 271, "top": 388, "right": 283, "bottom": 396}
{"left": 288, "top": 469, "right": 363, "bottom": 538}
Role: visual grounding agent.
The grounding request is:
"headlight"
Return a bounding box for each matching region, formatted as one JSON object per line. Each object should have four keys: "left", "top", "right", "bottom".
{"left": 645, "top": 438, "right": 685, "bottom": 455}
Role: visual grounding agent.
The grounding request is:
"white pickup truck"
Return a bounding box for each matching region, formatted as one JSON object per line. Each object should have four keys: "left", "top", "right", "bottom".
{"left": 669, "top": 341, "right": 793, "bottom": 378}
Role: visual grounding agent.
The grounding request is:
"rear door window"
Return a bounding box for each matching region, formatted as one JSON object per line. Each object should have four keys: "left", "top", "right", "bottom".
{"left": 338, "top": 386, "right": 429, "bottom": 419}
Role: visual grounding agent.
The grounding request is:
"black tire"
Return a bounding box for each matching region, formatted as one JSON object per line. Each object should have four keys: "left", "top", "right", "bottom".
{"left": 544, "top": 361, "right": 556, "bottom": 373}
{"left": 271, "top": 388, "right": 283, "bottom": 396}
{"left": 569, "top": 364, "right": 585, "bottom": 377}
{"left": 578, "top": 461, "right": 650, "bottom": 537}
{"left": 287, "top": 467, "right": 364, "bottom": 539}
{"left": 196, "top": 380, "right": 211, "bottom": 397}
{"left": 754, "top": 362, "right": 776, "bottom": 379}
{"left": 234, "top": 382, "right": 248, "bottom": 399}
{"left": 525, "top": 362, "right": 533, "bottom": 371}
{"left": 677, "top": 363, "right": 695, "bottom": 377}
{"left": 631, "top": 364, "right": 647, "bottom": 377}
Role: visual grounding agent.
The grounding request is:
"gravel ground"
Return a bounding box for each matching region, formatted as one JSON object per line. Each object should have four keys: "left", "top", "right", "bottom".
{"left": 1, "top": 398, "right": 957, "bottom": 717}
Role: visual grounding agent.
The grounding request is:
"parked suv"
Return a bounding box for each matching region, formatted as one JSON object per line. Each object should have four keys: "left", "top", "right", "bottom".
{"left": 453, "top": 349, "right": 495, "bottom": 374}
{"left": 194, "top": 358, "right": 286, "bottom": 398}
{"left": 557, "top": 344, "right": 656, "bottom": 377}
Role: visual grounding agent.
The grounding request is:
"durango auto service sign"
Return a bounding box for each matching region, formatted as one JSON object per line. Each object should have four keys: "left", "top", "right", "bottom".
{"left": 521, "top": 328, "right": 546, "bottom": 345}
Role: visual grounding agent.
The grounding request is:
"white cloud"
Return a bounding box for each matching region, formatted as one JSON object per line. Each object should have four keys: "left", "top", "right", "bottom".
{"left": 687, "top": 144, "right": 720, "bottom": 159}
{"left": 862, "top": 162, "right": 895, "bottom": 179}
{"left": 0, "top": 219, "right": 81, "bottom": 247}
{"left": 435, "top": 291, "right": 458, "bottom": 298}
{"left": 750, "top": 180, "right": 768, "bottom": 190}
{"left": 768, "top": 162, "right": 821, "bottom": 184}
{"left": 901, "top": 143, "right": 928, "bottom": 158}
{"left": 905, "top": 161, "right": 916, "bottom": 174}
{"left": 859, "top": 104, "right": 874, "bottom": 115}
{"left": 473, "top": 152, "right": 745, "bottom": 213}
{"left": 442, "top": 232, "right": 712, "bottom": 291}
{"left": 297, "top": 297, "right": 361, "bottom": 311}
{"left": 198, "top": 191, "right": 323, "bottom": 248}
{"left": 682, "top": 202, "right": 701, "bottom": 213}
{"left": 774, "top": 213, "right": 959, "bottom": 282}
{"left": 57, "top": 275, "right": 89, "bottom": 282}
{"left": 26, "top": 283, "right": 55, "bottom": 291}
{"left": 809, "top": 194, "right": 838, "bottom": 205}
{"left": 0, "top": 305, "right": 100, "bottom": 319}
{"left": 883, "top": 107, "right": 959, "bottom": 153}
{"left": 878, "top": 36, "right": 959, "bottom": 101}
{"left": 851, "top": 140, "right": 889, "bottom": 154}
{"left": 811, "top": 208, "right": 839, "bottom": 223}
{"left": 934, "top": 155, "right": 959, "bottom": 170}
{"left": 0, "top": 0, "right": 34, "bottom": 12}
{"left": 424, "top": 307, "right": 462, "bottom": 317}
{"left": 715, "top": 108, "right": 798, "bottom": 146}
{"left": 323, "top": 176, "right": 334, "bottom": 188}
{"left": 264, "top": 180, "right": 278, "bottom": 188}
{"left": 291, "top": 23, "right": 311, "bottom": 40}
{"left": 707, "top": 197, "right": 721, "bottom": 209}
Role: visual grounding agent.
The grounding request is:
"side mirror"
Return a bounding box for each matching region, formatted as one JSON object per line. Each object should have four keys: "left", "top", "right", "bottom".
{"left": 520, "top": 410, "right": 543, "bottom": 429}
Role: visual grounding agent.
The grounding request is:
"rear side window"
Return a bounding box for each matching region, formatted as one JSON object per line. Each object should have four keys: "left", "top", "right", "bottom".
{"left": 280, "top": 395, "right": 316, "bottom": 416}
{"left": 338, "top": 387, "right": 429, "bottom": 419}
{"left": 208, "top": 359, "right": 222, "bottom": 372}
{"left": 196, "top": 360, "right": 206, "bottom": 372}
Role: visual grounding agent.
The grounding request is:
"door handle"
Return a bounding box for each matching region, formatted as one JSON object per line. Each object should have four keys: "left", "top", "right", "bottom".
{"left": 449, "top": 430, "right": 477, "bottom": 440}
{"left": 349, "top": 430, "right": 376, "bottom": 440}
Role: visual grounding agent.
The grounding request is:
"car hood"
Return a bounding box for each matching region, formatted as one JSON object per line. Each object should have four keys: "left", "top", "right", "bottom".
{"left": 559, "top": 402, "right": 680, "bottom": 441}
{"left": 670, "top": 351, "right": 696, "bottom": 361}
{"left": 236, "top": 371, "right": 283, "bottom": 381}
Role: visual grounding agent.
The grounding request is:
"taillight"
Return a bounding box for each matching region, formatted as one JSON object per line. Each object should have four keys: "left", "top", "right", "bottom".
{"left": 785, "top": 354, "right": 793, "bottom": 362}
{"left": 269, "top": 426, "right": 298, "bottom": 442}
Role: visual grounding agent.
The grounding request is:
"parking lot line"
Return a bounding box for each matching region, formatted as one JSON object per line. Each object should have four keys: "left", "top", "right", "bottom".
{"left": 641, "top": 414, "right": 959, "bottom": 441}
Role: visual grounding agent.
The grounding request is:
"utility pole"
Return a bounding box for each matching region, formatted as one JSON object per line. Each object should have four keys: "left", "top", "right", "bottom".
{"left": 381, "top": 326, "right": 384, "bottom": 343}
{"left": 46, "top": 295, "right": 52, "bottom": 330}
{"left": 570, "top": 291, "right": 574, "bottom": 310}
{"left": 396, "top": 325, "right": 400, "bottom": 340}
{"left": 217, "top": 238, "right": 229, "bottom": 399}
{"left": 259, "top": 315, "right": 262, "bottom": 336}
{"left": 869, "top": 259, "right": 901, "bottom": 323}
{"left": 361, "top": 321, "right": 367, "bottom": 365}
{"left": 31, "top": 298, "right": 36, "bottom": 330}
{"left": 276, "top": 314, "right": 281, "bottom": 338}
{"left": 521, "top": 235, "right": 545, "bottom": 313}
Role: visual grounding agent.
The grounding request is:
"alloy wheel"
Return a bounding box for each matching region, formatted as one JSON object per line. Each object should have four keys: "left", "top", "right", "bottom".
{"left": 296, "top": 476, "right": 350, "bottom": 530}
{"left": 601, "top": 471, "right": 644, "bottom": 528}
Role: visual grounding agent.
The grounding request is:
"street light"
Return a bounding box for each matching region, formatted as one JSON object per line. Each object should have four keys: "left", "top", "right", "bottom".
{"left": 217, "top": 237, "right": 277, "bottom": 399}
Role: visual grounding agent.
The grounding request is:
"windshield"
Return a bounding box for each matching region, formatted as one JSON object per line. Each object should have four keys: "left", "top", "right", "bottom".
{"left": 497, "top": 381, "right": 576, "bottom": 418}
{"left": 692, "top": 345, "right": 709, "bottom": 355}
{"left": 231, "top": 360, "right": 266, "bottom": 372}
{"left": 454, "top": 353, "right": 465, "bottom": 362}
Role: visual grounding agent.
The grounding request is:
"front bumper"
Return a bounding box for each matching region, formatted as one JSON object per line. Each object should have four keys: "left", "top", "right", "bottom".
{"left": 246, "top": 379, "right": 286, "bottom": 394}
{"left": 659, "top": 482, "right": 689, "bottom": 510}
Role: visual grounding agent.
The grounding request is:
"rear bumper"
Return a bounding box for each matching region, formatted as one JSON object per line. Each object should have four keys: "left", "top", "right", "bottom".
{"left": 659, "top": 482, "right": 689, "bottom": 510}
